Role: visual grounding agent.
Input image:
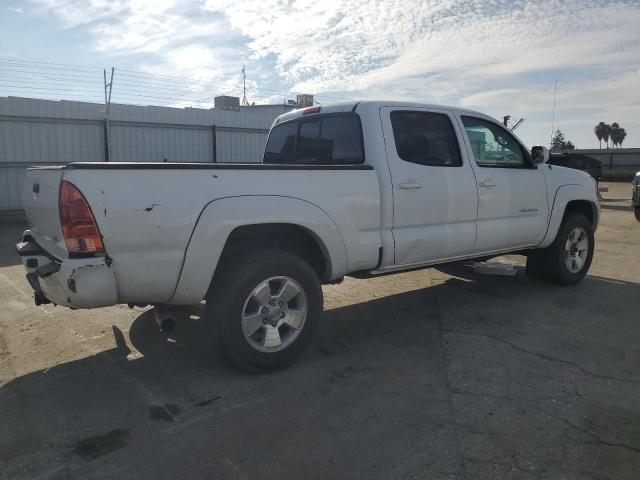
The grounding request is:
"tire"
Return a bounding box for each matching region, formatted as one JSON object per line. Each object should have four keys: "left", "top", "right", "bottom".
{"left": 526, "top": 212, "right": 594, "bottom": 285}
{"left": 205, "top": 249, "right": 323, "bottom": 373}
{"left": 634, "top": 207, "right": 640, "bottom": 223}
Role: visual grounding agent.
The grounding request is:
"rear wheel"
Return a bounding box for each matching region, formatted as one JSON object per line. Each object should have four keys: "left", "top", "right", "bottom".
{"left": 205, "top": 250, "right": 323, "bottom": 373}
{"left": 526, "top": 212, "right": 594, "bottom": 285}
{"left": 634, "top": 207, "right": 640, "bottom": 222}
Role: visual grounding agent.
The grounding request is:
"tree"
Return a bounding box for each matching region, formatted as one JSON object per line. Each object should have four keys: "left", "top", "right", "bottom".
{"left": 610, "top": 123, "right": 620, "bottom": 148}
{"left": 602, "top": 123, "right": 611, "bottom": 149}
{"left": 610, "top": 122, "right": 627, "bottom": 148}
{"left": 594, "top": 122, "right": 607, "bottom": 149}
{"left": 550, "top": 129, "right": 576, "bottom": 151}
{"left": 618, "top": 128, "right": 627, "bottom": 148}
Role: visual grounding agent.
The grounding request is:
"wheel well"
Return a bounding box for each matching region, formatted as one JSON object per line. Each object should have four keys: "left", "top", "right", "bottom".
{"left": 564, "top": 200, "right": 594, "bottom": 225}
{"left": 217, "top": 223, "right": 330, "bottom": 281}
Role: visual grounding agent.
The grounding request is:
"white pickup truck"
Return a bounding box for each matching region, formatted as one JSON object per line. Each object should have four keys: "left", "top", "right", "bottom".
{"left": 17, "top": 101, "right": 599, "bottom": 372}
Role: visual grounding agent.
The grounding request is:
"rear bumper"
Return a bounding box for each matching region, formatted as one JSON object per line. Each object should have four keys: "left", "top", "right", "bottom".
{"left": 16, "top": 230, "right": 118, "bottom": 308}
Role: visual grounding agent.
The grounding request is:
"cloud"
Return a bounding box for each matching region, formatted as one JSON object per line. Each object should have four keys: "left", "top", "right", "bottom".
{"left": 30, "top": 0, "right": 130, "bottom": 26}
{"left": 24, "top": 0, "right": 640, "bottom": 147}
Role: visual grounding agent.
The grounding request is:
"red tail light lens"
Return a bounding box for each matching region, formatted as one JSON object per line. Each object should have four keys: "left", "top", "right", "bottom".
{"left": 302, "top": 106, "right": 321, "bottom": 115}
{"left": 59, "top": 181, "right": 104, "bottom": 255}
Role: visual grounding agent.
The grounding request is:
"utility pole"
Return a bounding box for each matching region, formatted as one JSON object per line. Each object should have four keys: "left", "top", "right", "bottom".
{"left": 103, "top": 67, "right": 114, "bottom": 162}
{"left": 241, "top": 65, "right": 249, "bottom": 106}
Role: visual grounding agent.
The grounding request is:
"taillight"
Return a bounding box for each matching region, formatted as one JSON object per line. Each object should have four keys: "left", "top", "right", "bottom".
{"left": 59, "top": 181, "right": 104, "bottom": 255}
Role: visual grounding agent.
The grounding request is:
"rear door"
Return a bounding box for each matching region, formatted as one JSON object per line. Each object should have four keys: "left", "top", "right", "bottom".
{"left": 457, "top": 115, "right": 549, "bottom": 252}
{"left": 380, "top": 107, "right": 478, "bottom": 265}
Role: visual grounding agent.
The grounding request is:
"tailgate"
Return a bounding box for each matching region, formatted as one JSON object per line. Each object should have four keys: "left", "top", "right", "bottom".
{"left": 22, "top": 166, "right": 68, "bottom": 258}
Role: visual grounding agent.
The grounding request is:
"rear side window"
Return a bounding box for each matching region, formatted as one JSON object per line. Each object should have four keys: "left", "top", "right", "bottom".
{"left": 296, "top": 119, "right": 321, "bottom": 162}
{"left": 264, "top": 114, "right": 364, "bottom": 165}
{"left": 390, "top": 111, "right": 462, "bottom": 167}
{"left": 264, "top": 121, "right": 297, "bottom": 164}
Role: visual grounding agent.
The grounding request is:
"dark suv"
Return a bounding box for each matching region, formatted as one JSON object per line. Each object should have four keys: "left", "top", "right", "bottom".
{"left": 633, "top": 172, "right": 640, "bottom": 222}
{"left": 548, "top": 152, "right": 602, "bottom": 182}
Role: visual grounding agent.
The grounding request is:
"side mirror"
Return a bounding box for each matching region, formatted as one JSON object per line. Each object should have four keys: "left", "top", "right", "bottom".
{"left": 531, "top": 145, "right": 549, "bottom": 164}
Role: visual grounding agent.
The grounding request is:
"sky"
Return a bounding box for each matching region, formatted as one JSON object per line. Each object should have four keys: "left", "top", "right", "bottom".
{"left": 1, "top": 0, "right": 639, "bottom": 149}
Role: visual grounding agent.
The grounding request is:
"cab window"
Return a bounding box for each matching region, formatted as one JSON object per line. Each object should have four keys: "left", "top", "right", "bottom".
{"left": 264, "top": 113, "right": 364, "bottom": 165}
{"left": 390, "top": 111, "right": 462, "bottom": 167}
{"left": 461, "top": 116, "right": 528, "bottom": 168}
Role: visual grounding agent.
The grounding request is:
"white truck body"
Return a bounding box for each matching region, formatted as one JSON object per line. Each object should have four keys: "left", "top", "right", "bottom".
{"left": 18, "top": 101, "right": 600, "bottom": 311}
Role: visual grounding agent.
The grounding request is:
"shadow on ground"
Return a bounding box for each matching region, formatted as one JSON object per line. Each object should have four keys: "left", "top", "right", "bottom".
{"left": 1, "top": 266, "right": 639, "bottom": 479}
{"left": 0, "top": 222, "right": 25, "bottom": 268}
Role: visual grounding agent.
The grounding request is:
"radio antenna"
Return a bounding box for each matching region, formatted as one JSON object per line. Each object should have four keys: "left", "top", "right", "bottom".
{"left": 241, "top": 65, "right": 249, "bottom": 106}
{"left": 549, "top": 78, "right": 558, "bottom": 147}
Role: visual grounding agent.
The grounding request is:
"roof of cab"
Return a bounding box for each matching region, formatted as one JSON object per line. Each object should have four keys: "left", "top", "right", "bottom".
{"left": 272, "top": 100, "right": 496, "bottom": 127}
{"left": 270, "top": 100, "right": 532, "bottom": 148}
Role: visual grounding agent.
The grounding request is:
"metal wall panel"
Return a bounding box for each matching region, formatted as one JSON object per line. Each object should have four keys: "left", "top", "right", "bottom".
{"left": 110, "top": 125, "right": 213, "bottom": 162}
{"left": 0, "top": 96, "right": 287, "bottom": 210}
{"left": 0, "top": 166, "right": 27, "bottom": 210}
{"left": 216, "top": 130, "right": 268, "bottom": 163}
{"left": 0, "top": 119, "right": 104, "bottom": 164}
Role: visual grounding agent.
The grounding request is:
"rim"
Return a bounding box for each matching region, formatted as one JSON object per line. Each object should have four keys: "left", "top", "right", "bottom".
{"left": 564, "top": 227, "right": 589, "bottom": 274}
{"left": 241, "top": 276, "right": 308, "bottom": 353}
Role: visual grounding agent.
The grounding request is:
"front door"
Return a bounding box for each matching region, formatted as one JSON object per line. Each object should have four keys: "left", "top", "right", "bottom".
{"left": 381, "top": 107, "right": 479, "bottom": 266}
{"left": 457, "top": 115, "right": 549, "bottom": 252}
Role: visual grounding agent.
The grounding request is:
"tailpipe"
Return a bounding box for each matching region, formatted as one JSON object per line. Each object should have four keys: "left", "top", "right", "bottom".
{"left": 153, "top": 305, "right": 176, "bottom": 332}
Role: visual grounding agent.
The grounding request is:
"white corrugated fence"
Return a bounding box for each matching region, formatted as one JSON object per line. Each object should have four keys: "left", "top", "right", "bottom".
{"left": 0, "top": 96, "right": 291, "bottom": 210}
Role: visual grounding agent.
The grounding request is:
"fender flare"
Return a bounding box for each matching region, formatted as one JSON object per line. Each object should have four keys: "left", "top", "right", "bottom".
{"left": 538, "top": 184, "right": 599, "bottom": 248}
{"left": 168, "top": 195, "right": 348, "bottom": 304}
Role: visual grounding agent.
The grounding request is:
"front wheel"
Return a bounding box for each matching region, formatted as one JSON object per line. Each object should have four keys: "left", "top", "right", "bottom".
{"left": 205, "top": 250, "right": 323, "bottom": 373}
{"left": 526, "top": 212, "right": 594, "bottom": 285}
{"left": 634, "top": 207, "right": 640, "bottom": 222}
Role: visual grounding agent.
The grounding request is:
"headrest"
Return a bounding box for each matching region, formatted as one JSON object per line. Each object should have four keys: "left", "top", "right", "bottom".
{"left": 397, "top": 134, "right": 430, "bottom": 159}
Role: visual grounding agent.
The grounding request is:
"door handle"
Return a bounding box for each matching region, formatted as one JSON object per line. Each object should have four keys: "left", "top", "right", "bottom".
{"left": 399, "top": 182, "right": 423, "bottom": 190}
{"left": 479, "top": 179, "right": 496, "bottom": 188}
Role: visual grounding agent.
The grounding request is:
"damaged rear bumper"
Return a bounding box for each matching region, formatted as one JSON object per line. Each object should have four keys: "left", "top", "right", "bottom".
{"left": 16, "top": 230, "right": 118, "bottom": 308}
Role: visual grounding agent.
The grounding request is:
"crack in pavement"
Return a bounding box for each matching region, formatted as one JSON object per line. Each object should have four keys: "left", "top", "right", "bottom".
{"left": 452, "top": 387, "right": 640, "bottom": 457}
{"left": 442, "top": 328, "right": 639, "bottom": 384}
{"left": 432, "top": 289, "right": 467, "bottom": 479}
{"left": 435, "top": 322, "right": 640, "bottom": 460}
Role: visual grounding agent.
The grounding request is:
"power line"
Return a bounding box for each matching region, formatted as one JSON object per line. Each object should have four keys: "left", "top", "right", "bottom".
{"left": 0, "top": 58, "right": 357, "bottom": 106}
{"left": 0, "top": 57, "right": 100, "bottom": 72}
{"left": 0, "top": 58, "right": 356, "bottom": 100}
{"left": 0, "top": 79, "right": 352, "bottom": 104}
{"left": 0, "top": 77, "right": 239, "bottom": 100}
{"left": 0, "top": 58, "right": 358, "bottom": 99}
{"left": 1, "top": 66, "right": 237, "bottom": 91}
{"left": 0, "top": 81, "right": 353, "bottom": 106}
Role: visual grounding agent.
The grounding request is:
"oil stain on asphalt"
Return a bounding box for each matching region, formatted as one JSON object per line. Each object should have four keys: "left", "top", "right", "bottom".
{"left": 73, "top": 429, "right": 131, "bottom": 460}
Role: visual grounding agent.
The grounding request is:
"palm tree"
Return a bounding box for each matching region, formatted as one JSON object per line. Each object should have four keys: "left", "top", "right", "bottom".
{"left": 602, "top": 123, "right": 611, "bottom": 149}
{"left": 594, "top": 122, "right": 607, "bottom": 149}
{"left": 610, "top": 123, "right": 620, "bottom": 148}
{"left": 612, "top": 126, "right": 627, "bottom": 149}
{"left": 618, "top": 128, "right": 627, "bottom": 148}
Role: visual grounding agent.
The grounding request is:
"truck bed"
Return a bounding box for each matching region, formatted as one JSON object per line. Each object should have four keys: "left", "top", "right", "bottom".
{"left": 21, "top": 162, "right": 381, "bottom": 307}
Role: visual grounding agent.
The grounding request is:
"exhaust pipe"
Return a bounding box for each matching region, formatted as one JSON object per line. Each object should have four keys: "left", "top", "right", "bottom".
{"left": 153, "top": 305, "right": 176, "bottom": 332}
